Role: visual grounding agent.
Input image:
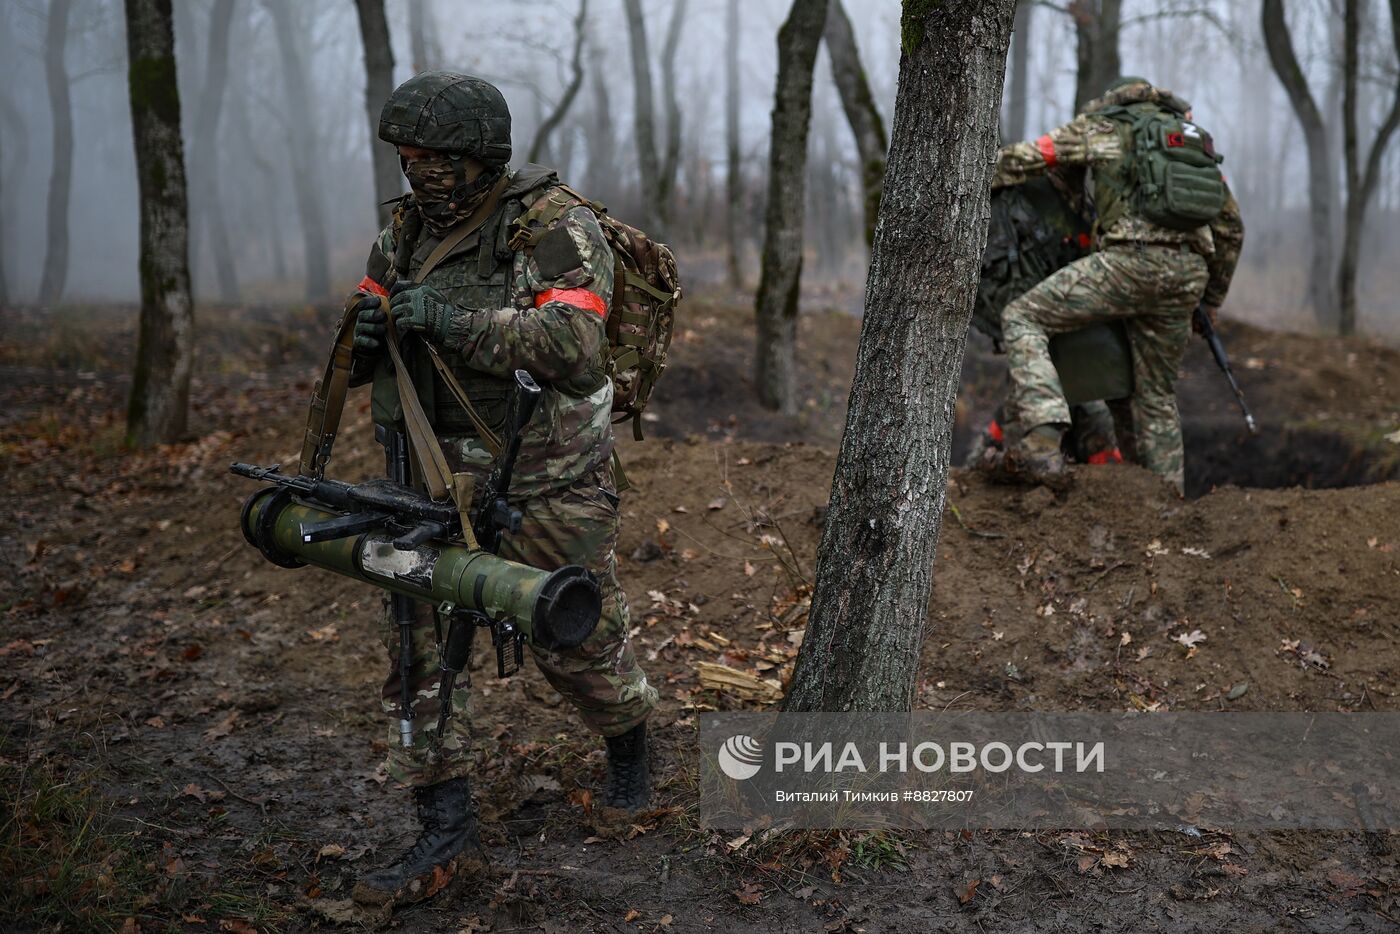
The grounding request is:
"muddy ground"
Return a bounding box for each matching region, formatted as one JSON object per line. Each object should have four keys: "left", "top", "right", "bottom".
{"left": 2, "top": 300, "right": 1399, "bottom": 933}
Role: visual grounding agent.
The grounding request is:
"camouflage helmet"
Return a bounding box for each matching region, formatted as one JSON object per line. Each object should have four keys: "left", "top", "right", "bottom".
{"left": 378, "top": 72, "right": 512, "bottom": 166}
{"left": 1105, "top": 75, "right": 1152, "bottom": 94}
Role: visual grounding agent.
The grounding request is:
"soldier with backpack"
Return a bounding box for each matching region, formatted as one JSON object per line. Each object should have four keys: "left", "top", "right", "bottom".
{"left": 342, "top": 72, "right": 676, "bottom": 907}
{"left": 991, "top": 77, "right": 1245, "bottom": 493}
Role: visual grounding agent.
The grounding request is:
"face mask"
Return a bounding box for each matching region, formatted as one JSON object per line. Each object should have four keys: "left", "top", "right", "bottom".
{"left": 403, "top": 155, "right": 496, "bottom": 237}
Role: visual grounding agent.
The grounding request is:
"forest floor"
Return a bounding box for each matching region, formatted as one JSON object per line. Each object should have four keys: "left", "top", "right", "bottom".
{"left": 3, "top": 298, "right": 1400, "bottom": 933}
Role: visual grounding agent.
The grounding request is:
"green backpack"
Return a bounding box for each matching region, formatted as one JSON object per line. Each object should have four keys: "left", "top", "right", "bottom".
{"left": 1102, "top": 103, "right": 1226, "bottom": 231}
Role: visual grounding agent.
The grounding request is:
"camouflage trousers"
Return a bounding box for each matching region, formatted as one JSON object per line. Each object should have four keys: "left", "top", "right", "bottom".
{"left": 379, "top": 459, "right": 658, "bottom": 787}
{"left": 1002, "top": 244, "right": 1208, "bottom": 492}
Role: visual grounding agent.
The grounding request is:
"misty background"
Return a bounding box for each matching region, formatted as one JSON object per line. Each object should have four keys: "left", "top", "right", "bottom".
{"left": 2, "top": 0, "right": 1399, "bottom": 335}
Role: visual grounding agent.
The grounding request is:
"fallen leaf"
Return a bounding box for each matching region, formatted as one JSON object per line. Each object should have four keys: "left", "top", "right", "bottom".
{"left": 1119, "top": 632, "right": 1132, "bottom": 647}
{"left": 1173, "top": 629, "right": 1207, "bottom": 649}
{"left": 956, "top": 878, "right": 980, "bottom": 905}
{"left": 1226, "top": 682, "right": 1249, "bottom": 700}
{"left": 624, "top": 908, "right": 641, "bottom": 922}
{"left": 203, "top": 709, "right": 240, "bottom": 741}
{"left": 1101, "top": 850, "right": 1131, "bottom": 868}
{"left": 318, "top": 843, "right": 346, "bottom": 861}
{"left": 707, "top": 497, "right": 728, "bottom": 511}
{"left": 733, "top": 882, "right": 763, "bottom": 905}
{"left": 727, "top": 834, "right": 751, "bottom": 850}
{"left": 743, "top": 560, "right": 757, "bottom": 577}
{"left": 306, "top": 624, "right": 339, "bottom": 642}
{"left": 1145, "top": 540, "right": 1169, "bottom": 557}
{"left": 217, "top": 920, "right": 257, "bottom": 934}
{"left": 656, "top": 519, "right": 670, "bottom": 537}
{"left": 180, "top": 783, "right": 207, "bottom": 803}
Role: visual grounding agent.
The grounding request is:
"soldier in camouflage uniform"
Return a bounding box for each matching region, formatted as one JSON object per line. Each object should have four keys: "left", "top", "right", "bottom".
{"left": 992, "top": 78, "right": 1245, "bottom": 493}
{"left": 344, "top": 72, "right": 658, "bottom": 907}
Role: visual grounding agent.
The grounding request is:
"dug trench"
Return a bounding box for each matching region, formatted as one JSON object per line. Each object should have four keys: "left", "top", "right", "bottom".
{"left": 2, "top": 300, "right": 1399, "bottom": 931}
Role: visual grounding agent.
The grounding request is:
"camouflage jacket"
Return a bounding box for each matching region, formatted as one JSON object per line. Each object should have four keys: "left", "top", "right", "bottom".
{"left": 358, "top": 165, "right": 615, "bottom": 499}
{"left": 992, "top": 86, "right": 1245, "bottom": 308}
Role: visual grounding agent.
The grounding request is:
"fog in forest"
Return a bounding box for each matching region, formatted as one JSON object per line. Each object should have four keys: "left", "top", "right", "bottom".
{"left": 2, "top": 0, "right": 1399, "bottom": 335}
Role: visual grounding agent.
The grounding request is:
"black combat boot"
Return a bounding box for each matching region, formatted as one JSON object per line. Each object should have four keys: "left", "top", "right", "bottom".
{"left": 602, "top": 722, "right": 651, "bottom": 812}
{"left": 352, "top": 777, "right": 486, "bottom": 907}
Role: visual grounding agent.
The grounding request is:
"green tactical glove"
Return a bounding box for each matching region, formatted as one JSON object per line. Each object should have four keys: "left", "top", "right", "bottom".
{"left": 389, "top": 281, "right": 460, "bottom": 347}
{"left": 350, "top": 293, "right": 388, "bottom": 356}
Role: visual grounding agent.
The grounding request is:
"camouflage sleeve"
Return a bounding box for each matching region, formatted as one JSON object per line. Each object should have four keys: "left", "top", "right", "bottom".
{"left": 992, "top": 115, "right": 1122, "bottom": 189}
{"left": 1202, "top": 180, "right": 1244, "bottom": 308}
{"left": 441, "top": 203, "right": 612, "bottom": 383}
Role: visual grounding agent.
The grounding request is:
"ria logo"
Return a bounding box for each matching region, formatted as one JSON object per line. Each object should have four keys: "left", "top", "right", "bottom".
{"left": 718, "top": 734, "right": 764, "bottom": 780}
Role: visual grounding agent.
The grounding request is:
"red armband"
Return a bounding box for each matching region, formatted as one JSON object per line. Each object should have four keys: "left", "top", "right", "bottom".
{"left": 534, "top": 287, "right": 607, "bottom": 317}
{"left": 357, "top": 275, "right": 388, "bottom": 298}
{"left": 1036, "top": 134, "right": 1058, "bottom": 168}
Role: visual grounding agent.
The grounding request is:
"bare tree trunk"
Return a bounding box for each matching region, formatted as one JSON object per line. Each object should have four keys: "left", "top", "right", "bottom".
{"left": 528, "top": 0, "right": 589, "bottom": 165}
{"left": 754, "top": 0, "right": 828, "bottom": 414}
{"left": 784, "top": 0, "right": 1017, "bottom": 713}
{"left": 39, "top": 0, "right": 74, "bottom": 306}
{"left": 622, "top": 0, "right": 663, "bottom": 233}
{"left": 190, "top": 0, "right": 238, "bottom": 303}
{"left": 658, "top": 0, "right": 688, "bottom": 216}
{"left": 354, "top": 0, "right": 400, "bottom": 228}
{"left": 584, "top": 44, "right": 617, "bottom": 204}
{"left": 264, "top": 0, "right": 330, "bottom": 301}
{"left": 408, "top": 0, "right": 436, "bottom": 73}
{"left": 0, "top": 94, "right": 19, "bottom": 306}
{"left": 824, "top": 0, "right": 888, "bottom": 247}
{"left": 1070, "top": 0, "right": 1121, "bottom": 113}
{"left": 1338, "top": 0, "right": 1400, "bottom": 335}
{"left": 124, "top": 0, "right": 195, "bottom": 447}
{"left": 724, "top": 0, "right": 743, "bottom": 287}
{"left": 1005, "top": 0, "right": 1032, "bottom": 140}
{"left": 1262, "top": 0, "right": 1338, "bottom": 328}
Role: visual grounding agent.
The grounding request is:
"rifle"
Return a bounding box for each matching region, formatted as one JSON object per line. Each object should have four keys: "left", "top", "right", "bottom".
{"left": 1193, "top": 305, "right": 1258, "bottom": 434}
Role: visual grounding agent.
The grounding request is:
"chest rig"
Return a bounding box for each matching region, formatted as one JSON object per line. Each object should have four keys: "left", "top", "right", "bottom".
{"left": 370, "top": 167, "right": 556, "bottom": 439}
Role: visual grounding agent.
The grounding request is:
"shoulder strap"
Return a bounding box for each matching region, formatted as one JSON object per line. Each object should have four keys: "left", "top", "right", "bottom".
{"left": 413, "top": 175, "right": 512, "bottom": 284}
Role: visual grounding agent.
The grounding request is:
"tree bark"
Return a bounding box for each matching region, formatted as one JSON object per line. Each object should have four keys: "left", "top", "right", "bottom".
{"left": 0, "top": 94, "right": 20, "bottom": 306}
{"left": 264, "top": 0, "right": 330, "bottom": 301}
{"left": 622, "top": 0, "right": 663, "bottom": 233}
{"left": 39, "top": 0, "right": 74, "bottom": 306}
{"left": 528, "top": 0, "right": 589, "bottom": 165}
{"left": 1005, "top": 0, "right": 1032, "bottom": 141}
{"left": 584, "top": 41, "right": 617, "bottom": 204}
{"left": 658, "top": 0, "right": 688, "bottom": 216}
{"left": 824, "top": 0, "right": 888, "bottom": 247}
{"left": 724, "top": 0, "right": 743, "bottom": 287}
{"left": 408, "top": 0, "right": 435, "bottom": 73}
{"left": 1337, "top": 0, "right": 1400, "bottom": 335}
{"left": 354, "top": 0, "right": 400, "bottom": 228}
{"left": 1262, "top": 0, "right": 1338, "bottom": 327}
{"left": 783, "top": 0, "right": 1016, "bottom": 713}
{"left": 754, "top": 0, "right": 828, "bottom": 414}
{"left": 123, "top": 0, "right": 195, "bottom": 447}
{"left": 190, "top": 0, "right": 239, "bottom": 303}
{"left": 1069, "top": 0, "right": 1121, "bottom": 114}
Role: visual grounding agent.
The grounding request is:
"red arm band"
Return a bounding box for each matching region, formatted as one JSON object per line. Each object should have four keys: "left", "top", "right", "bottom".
{"left": 357, "top": 275, "right": 388, "bottom": 298}
{"left": 1036, "top": 134, "right": 1058, "bottom": 168}
{"left": 534, "top": 287, "right": 607, "bottom": 317}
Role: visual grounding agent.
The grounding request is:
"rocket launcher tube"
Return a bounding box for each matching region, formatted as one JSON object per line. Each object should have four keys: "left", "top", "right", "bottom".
{"left": 239, "top": 487, "right": 600, "bottom": 651}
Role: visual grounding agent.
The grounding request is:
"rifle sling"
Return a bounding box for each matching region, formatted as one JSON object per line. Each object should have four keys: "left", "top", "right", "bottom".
{"left": 297, "top": 174, "right": 511, "bottom": 504}
{"left": 298, "top": 304, "right": 358, "bottom": 477}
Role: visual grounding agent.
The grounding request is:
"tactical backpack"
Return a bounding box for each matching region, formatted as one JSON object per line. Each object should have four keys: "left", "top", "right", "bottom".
{"left": 1101, "top": 104, "right": 1226, "bottom": 231}
{"left": 508, "top": 185, "right": 681, "bottom": 440}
